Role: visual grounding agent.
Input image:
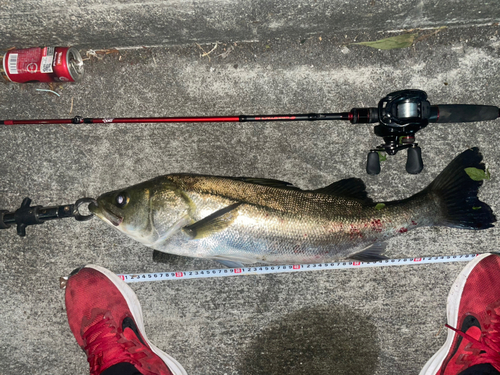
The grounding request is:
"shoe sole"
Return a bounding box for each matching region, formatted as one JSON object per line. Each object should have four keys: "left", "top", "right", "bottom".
{"left": 418, "top": 253, "right": 493, "bottom": 375}
{"left": 84, "top": 265, "right": 188, "bottom": 375}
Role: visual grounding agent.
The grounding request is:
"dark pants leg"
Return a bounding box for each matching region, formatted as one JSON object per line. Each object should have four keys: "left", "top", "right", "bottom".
{"left": 100, "top": 362, "right": 144, "bottom": 375}
{"left": 458, "top": 364, "right": 500, "bottom": 375}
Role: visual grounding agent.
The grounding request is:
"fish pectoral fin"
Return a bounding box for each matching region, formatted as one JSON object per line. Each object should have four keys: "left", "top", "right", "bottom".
{"left": 349, "top": 242, "right": 388, "bottom": 262}
{"left": 313, "top": 178, "right": 373, "bottom": 204}
{"left": 151, "top": 214, "right": 194, "bottom": 247}
{"left": 182, "top": 203, "right": 242, "bottom": 239}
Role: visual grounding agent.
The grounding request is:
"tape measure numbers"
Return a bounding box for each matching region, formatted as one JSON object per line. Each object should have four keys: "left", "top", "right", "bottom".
{"left": 116, "top": 254, "right": 479, "bottom": 284}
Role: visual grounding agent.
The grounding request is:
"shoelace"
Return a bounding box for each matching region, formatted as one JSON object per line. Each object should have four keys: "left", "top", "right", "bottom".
{"left": 82, "top": 313, "right": 139, "bottom": 374}
{"left": 446, "top": 310, "right": 500, "bottom": 371}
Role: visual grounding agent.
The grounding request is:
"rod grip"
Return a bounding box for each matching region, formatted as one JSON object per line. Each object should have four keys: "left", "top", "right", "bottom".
{"left": 432, "top": 105, "right": 500, "bottom": 123}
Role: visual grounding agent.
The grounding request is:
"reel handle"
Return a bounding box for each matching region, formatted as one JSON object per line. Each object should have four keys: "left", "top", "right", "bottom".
{"left": 431, "top": 105, "right": 500, "bottom": 123}
{"left": 406, "top": 146, "right": 423, "bottom": 174}
{"left": 366, "top": 151, "right": 381, "bottom": 175}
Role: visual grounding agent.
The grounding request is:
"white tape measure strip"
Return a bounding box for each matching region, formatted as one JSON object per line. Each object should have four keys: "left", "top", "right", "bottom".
{"left": 117, "top": 253, "right": 479, "bottom": 283}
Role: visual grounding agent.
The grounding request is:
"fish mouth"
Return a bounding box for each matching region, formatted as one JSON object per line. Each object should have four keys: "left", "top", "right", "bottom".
{"left": 89, "top": 201, "right": 123, "bottom": 227}
{"left": 88, "top": 201, "right": 98, "bottom": 213}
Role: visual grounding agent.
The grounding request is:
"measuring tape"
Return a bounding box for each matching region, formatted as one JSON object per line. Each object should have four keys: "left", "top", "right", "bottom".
{"left": 116, "top": 253, "right": 479, "bottom": 284}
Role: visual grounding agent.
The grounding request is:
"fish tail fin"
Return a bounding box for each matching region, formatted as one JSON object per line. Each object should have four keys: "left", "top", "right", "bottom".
{"left": 426, "top": 147, "right": 496, "bottom": 229}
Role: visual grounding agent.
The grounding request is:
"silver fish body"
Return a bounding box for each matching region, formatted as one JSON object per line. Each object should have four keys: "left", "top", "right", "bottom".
{"left": 90, "top": 148, "right": 495, "bottom": 265}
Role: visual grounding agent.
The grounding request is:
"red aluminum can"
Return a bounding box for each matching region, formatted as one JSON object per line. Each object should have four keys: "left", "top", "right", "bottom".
{"left": 2, "top": 47, "right": 84, "bottom": 83}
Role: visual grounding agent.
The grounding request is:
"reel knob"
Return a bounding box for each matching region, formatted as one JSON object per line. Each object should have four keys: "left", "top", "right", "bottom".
{"left": 406, "top": 146, "right": 424, "bottom": 174}
{"left": 366, "top": 151, "right": 381, "bottom": 175}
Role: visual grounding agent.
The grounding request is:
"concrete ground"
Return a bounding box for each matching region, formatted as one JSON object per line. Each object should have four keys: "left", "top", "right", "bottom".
{"left": 1, "top": 0, "right": 499, "bottom": 49}
{"left": 1, "top": 24, "right": 500, "bottom": 374}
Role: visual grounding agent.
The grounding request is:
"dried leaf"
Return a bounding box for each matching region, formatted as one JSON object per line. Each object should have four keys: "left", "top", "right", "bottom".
{"left": 353, "top": 34, "right": 417, "bottom": 50}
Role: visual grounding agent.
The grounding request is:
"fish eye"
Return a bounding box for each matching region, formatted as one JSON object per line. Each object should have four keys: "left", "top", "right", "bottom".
{"left": 115, "top": 192, "right": 129, "bottom": 207}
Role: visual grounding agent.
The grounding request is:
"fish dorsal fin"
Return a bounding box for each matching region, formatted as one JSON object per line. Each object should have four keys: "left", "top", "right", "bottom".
{"left": 231, "top": 177, "right": 299, "bottom": 189}
{"left": 182, "top": 203, "right": 241, "bottom": 239}
{"left": 172, "top": 173, "right": 297, "bottom": 189}
{"left": 313, "top": 178, "right": 373, "bottom": 204}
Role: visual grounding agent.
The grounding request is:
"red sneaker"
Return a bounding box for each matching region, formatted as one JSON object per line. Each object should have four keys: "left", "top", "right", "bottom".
{"left": 420, "top": 253, "right": 500, "bottom": 375}
{"left": 65, "top": 265, "right": 187, "bottom": 375}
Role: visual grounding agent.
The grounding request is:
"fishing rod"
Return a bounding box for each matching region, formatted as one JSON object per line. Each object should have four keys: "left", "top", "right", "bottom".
{"left": 2, "top": 89, "right": 499, "bottom": 174}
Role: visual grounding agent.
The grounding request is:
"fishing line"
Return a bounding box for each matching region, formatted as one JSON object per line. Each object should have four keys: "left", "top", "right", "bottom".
{"left": 113, "top": 253, "right": 478, "bottom": 284}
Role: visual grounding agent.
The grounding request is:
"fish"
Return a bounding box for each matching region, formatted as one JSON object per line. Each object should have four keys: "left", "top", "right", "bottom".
{"left": 89, "top": 148, "right": 495, "bottom": 266}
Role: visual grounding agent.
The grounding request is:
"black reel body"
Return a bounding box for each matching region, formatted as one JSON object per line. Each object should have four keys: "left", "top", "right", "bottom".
{"left": 361, "top": 90, "right": 435, "bottom": 175}
{"left": 368, "top": 89, "right": 432, "bottom": 175}
{"left": 378, "top": 89, "right": 431, "bottom": 129}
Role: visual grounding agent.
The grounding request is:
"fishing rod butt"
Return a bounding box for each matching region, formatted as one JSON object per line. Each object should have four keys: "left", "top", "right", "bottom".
{"left": 431, "top": 105, "right": 500, "bottom": 123}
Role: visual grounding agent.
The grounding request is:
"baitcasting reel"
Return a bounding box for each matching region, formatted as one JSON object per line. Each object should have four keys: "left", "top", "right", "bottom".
{"left": 349, "top": 89, "right": 500, "bottom": 175}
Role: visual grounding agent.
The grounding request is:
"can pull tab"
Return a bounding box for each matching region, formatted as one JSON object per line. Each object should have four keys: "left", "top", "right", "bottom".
{"left": 0, "top": 197, "right": 96, "bottom": 237}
